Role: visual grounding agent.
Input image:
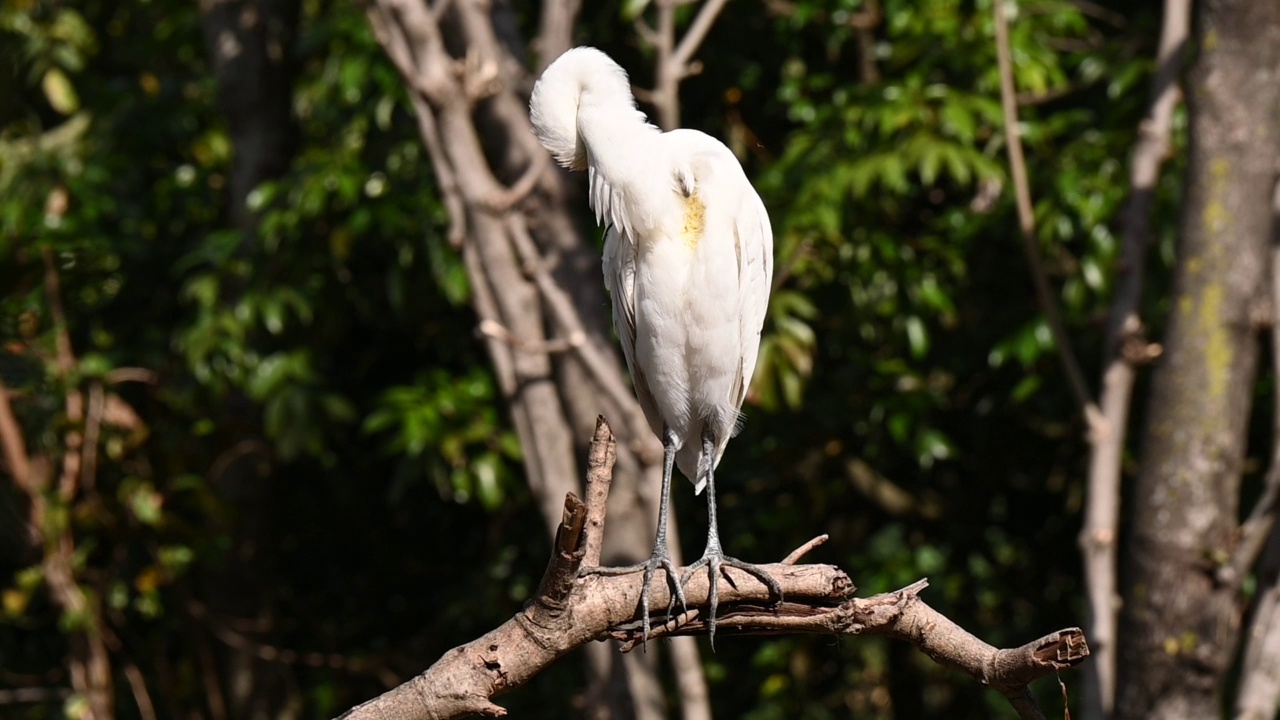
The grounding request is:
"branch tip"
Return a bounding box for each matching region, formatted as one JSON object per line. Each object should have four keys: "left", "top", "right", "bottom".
{"left": 781, "top": 534, "right": 829, "bottom": 565}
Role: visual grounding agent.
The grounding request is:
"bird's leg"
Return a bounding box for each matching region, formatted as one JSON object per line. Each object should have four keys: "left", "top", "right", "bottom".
{"left": 578, "top": 426, "right": 686, "bottom": 649}
{"left": 681, "top": 425, "right": 784, "bottom": 649}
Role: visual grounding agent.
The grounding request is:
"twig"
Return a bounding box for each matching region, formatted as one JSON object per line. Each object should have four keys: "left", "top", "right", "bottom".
{"left": 1221, "top": 451, "right": 1280, "bottom": 589}
{"left": 122, "top": 661, "right": 157, "bottom": 720}
{"left": 195, "top": 625, "right": 230, "bottom": 720}
{"left": 41, "top": 248, "right": 76, "bottom": 377}
{"left": 41, "top": 249, "right": 86, "bottom": 502}
{"left": 781, "top": 534, "right": 828, "bottom": 565}
{"left": 81, "top": 381, "right": 104, "bottom": 492}
{"left": 188, "top": 601, "right": 400, "bottom": 689}
{"left": 105, "top": 367, "right": 159, "bottom": 385}
{"left": 477, "top": 318, "right": 582, "bottom": 354}
{"left": 0, "top": 687, "right": 72, "bottom": 705}
{"left": 992, "top": 0, "right": 1100, "bottom": 428}
{"left": 1078, "top": 2, "right": 1189, "bottom": 717}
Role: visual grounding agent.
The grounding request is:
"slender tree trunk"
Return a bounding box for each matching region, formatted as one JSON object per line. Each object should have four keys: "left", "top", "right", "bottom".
{"left": 1080, "top": 3, "right": 1189, "bottom": 718}
{"left": 1116, "top": 3, "right": 1280, "bottom": 718}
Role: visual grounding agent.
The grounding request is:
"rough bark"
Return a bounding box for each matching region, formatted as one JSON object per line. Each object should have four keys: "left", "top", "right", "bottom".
{"left": 334, "top": 419, "right": 1090, "bottom": 720}
{"left": 1116, "top": 2, "right": 1280, "bottom": 718}
{"left": 1079, "top": 3, "right": 1190, "bottom": 718}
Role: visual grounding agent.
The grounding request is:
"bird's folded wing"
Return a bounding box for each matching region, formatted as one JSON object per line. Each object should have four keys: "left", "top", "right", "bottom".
{"left": 602, "top": 224, "right": 663, "bottom": 439}
{"left": 733, "top": 192, "right": 775, "bottom": 417}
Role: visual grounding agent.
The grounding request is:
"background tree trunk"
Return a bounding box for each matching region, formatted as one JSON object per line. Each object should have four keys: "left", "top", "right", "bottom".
{"left": 1116, "top": 2, "right": 1280, "bottom": 717}
{"left": 365, "top": 1, "right": 709, "bottom": 717}
{"left": 199, "top": 0, "right": 300, "bottom": 716}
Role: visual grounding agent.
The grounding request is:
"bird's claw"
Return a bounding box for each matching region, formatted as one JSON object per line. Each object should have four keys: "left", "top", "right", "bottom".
{"left": 638, "top": 554, "right": 686, "bottom": 650}
{"left": 581, "top": 556, "right": 687, "bottom": 650}
{"left": 680, "top": 553, "right": 783, "bottom": 649}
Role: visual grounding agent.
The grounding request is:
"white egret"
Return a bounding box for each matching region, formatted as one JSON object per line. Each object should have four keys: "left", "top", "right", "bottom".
{"left": 530, "top": 46, "right": 781, "bottom": 646}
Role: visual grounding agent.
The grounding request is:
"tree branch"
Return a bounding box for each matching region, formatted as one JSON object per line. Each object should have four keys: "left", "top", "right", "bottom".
{"left": 336, "top": 419, "right": 1089, "bottom": 720}
{"left": 992, "top": 0, "right": 1100, "bottom": 427}
{"left": 535, "top": 0, "right": 581, "bottom": 71}
{"left": 669, "top": 0, "right": 729, "bottom": 74}
{"left": 642, "top": 0, "right": 729, "bottom": 131}
{"left": 0, "top": 377, "right": 36, "bottom": 495}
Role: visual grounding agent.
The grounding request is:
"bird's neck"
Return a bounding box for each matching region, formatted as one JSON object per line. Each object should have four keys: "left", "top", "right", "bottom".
{"left": 577, "top": 102, "right": 664, "bottom": 185}
{"left": 577, "top": 102, "right": 677, "bottom": 238}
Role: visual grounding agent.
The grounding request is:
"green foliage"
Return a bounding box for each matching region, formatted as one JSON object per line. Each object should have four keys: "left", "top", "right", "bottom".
{"left": 1, "top": 0, "right": 1176, "bottom": 718}
{"left": 364, "top": 368, "right": 521, "bottom": 510}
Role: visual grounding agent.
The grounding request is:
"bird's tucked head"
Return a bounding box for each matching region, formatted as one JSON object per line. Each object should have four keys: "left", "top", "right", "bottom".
{"left": 530, "top": 46, "right": 644, "bottom": 171}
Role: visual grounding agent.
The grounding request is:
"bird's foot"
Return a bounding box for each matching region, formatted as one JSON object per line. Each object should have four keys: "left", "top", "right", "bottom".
{"left": 681, "top": 552, "right": 783, "bottom": 649}
{"left": 580, "top": 554, "right": 688, "bottom": 649}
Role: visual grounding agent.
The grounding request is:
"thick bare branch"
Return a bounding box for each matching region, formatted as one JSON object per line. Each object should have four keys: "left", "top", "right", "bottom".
{"left": 336, "top": 421, "right": 1089, "bottom": 720}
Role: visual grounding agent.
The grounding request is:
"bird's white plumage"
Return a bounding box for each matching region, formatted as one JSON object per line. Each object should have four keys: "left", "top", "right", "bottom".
{"left": 531, "top": 47, "right": 773, "bottom": 494}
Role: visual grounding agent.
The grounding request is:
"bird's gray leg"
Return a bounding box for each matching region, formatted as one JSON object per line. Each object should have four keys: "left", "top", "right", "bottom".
{"left": 579, "top": 426, "right": 686, "bottom": 649}
{"left": 682, "top": 424, "right": 784, "bottom": 649}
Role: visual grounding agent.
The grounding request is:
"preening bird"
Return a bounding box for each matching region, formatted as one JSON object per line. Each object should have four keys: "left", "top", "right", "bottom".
{"left": 530, "top": 46, "right": 781, "bottom": 646}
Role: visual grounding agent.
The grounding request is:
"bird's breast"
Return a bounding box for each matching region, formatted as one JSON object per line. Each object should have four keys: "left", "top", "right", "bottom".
{"left": 680, "top": 193, "right": 705, "bottom": 249}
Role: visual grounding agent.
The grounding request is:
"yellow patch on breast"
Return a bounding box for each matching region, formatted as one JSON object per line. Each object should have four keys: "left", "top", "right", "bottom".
{"left": 681, "top": 193, "right": 706, "bottom": 248}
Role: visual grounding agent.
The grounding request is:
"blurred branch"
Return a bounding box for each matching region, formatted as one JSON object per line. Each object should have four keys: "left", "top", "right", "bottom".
{"left": 42, "top": 248, "right": 86, "bottom": 501}
{"left": 0, "top": 378, "right": 35, "bottom": 495}
{"left": 121, "top": 661, "right": 158, "bottom": 720}
{"left": 640, "top": 0, "right": 731, "bottom": 130}
{"left": 536, "top": 0, "right": 581, "bottom": 71}
{"left": 0, "top": 687, "right": 73, "bottom": 705}
{"left": 189, "top": 601, "right": 400, "bottom": 689}
{"left": 336, "top": 418, "right": 1090, "bottom": 720}
{"left": 762, "top": 0, "right": 882, "bottom": 29}
{"left": 1078, "top": 2, "right": 1189, "bottom": 718}
{"left": 992, "top": 1, "right": 1100, "bottom": 431}
{"left": 3, "top": 259, "right": 115, "bottom": 720}
{"left": 105, "top": 367, "right": 159, "bottom": 385}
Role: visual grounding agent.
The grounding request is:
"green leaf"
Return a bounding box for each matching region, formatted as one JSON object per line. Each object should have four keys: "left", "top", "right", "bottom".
{"left": 42, "top": 67, "right": 80, "bottom": 114}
